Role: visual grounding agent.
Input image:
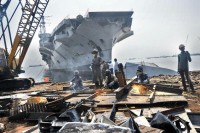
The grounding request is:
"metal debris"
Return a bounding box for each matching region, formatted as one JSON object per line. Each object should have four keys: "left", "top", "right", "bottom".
{"left": 0, "top": 81, "right": 199, "bottom": 133}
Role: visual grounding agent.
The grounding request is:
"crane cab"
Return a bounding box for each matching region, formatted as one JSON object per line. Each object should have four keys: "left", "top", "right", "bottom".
{"left": 0, "top": 48, "right": 8, "bottom": 69}
{"left": 0, "top": 47, "right": 14, "bottom": 80}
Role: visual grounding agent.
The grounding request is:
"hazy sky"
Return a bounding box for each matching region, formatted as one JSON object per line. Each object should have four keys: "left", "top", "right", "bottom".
{"left": 43, "top": 0, "right": 200, "bottom": 59}
{"left": 1, "top": 0, "right": 200, "bottom": 81}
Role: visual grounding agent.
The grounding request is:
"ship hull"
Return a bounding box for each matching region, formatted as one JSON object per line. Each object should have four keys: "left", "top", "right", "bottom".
{"left": 124, "top": 62, "right": 177, "bottom": 79}
{"left": 39, "top": 11, "right": 134, "bottom": 82}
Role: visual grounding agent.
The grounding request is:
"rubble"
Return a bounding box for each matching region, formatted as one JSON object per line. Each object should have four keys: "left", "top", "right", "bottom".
{"left": 0, "top": 123, "right": 5, "bottom": 133}
{"left": 58, "top": 122, "right": 132, "bottom": 133}
{"left": 0, "top": 71, "right": 200, "bottom": 132}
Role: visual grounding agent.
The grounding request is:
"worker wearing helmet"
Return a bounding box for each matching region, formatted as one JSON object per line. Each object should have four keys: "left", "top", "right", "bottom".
{"left": 137, "top": 65, "right": 143, "bottom": 72}
{"left": 103, "top": 69, "right": 119, "bottom": 89}
{"left": 70, "top": 70, "right": 84, "bottom": 91}
{"left": 178, "top": 44, "right": 195, "bottom": 92}
{"left": 91, "top": 49, "right": 103, "bottom": 88}
{"left": 136, "top": 65, "right": 149, "bottom": 83}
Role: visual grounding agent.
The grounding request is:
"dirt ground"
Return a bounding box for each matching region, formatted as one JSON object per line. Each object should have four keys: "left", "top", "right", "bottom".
{"left": 150, "top": 71, "right": 200, "bottom": 112}
{"left": 1, "top": 71, "right": 200, "bottom": 132}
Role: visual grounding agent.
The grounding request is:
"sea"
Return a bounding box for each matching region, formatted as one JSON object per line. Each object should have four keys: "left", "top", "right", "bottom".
{"left": 21, "top": 55, "right": 200, "bottom": 82}
{"left": 124, "top": 55, "right": 200, "bottom": 72}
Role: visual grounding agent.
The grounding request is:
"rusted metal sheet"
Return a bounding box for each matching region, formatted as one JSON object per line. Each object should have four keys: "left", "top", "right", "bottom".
{"left": 187, "top": 112, "right": 200, "bottom": 132}
{"left": 94, "top": 95, "right": 187, "bottom": 107}
{"left": 152, "top": 106, "right": 185, "bottom": 116}
{"left": 0, "top": 98, "right": 12, "bottom": 110}
{"left": 10, "top": 103, "right": 47, "bottom": 116}
{"left": 26, "top": 112, "right": 54, "bottom": 121}
{"left": 139, "top": 125, "right": 164, "bottom": 133}
{"left": 115, "top": 77, "right": 137, "bottom": 101}
{"left": 46, "top": 93, "right": 74, "bottom": 111}
{"left": 176, "top": 112, "right": 197, "bottom": 133}
{"left": 65, "top": 96, "right": 88, "bottom": 104}
{"left": 9, "top": 103, "right": 47, "bottom": 120}
{"left": 65, "top": 89, "right": 105, "bottom": 104}
{"left": 146, "top": 84, "right": 182, "bottom": 95}
{"left": 63, "top": 88, "right": 187, "bottom": 108}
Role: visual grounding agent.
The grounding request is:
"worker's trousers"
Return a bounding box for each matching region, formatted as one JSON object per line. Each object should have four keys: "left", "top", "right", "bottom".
{"left": 179, "top": 70, "right": 194, "bottom": 91}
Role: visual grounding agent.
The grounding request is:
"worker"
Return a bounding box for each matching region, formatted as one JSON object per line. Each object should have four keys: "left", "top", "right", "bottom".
{"left": 91, "top": 49, "right": 103, "bottom": 88}
{"left": 101, "top": 60, "right": 109, "bottom": 80}
{"left": 103, "top": 69, "right": 119, "bottom": 89}
{"left": 178, "top": 44, "right": 195, "bottom": 92}
{"left": 136, "top": 65, "right": 149, "bottom": 83}
{"left": 107, "top": 60, "right": 113, "bottom": 74}
{"left": 70, "top": 70, "right": 84, "bottom": 91}
{"left": 113, "top": 58, "right": 119, "bottom": 76}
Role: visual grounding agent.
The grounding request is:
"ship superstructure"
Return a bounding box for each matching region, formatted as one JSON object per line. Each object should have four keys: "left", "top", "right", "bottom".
{"left": 39, "top": 11, "right": 134, "bottom": 81}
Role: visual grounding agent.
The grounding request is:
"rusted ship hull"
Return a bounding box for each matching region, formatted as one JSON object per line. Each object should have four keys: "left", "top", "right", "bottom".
{"left": 39, "top": 11, "right": 134, "bottom": 82}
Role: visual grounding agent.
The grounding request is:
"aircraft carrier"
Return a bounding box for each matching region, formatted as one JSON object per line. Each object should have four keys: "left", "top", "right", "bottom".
{"left": 39, "top": 11, "right": 134, "bottom": 82}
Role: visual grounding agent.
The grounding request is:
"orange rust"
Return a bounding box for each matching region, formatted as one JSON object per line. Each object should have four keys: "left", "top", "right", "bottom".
{"left": 95, "top": 89, "right": 105, "bottom": 96}
{"left": 131, "top": 84, "right": 149, "bottom": 94}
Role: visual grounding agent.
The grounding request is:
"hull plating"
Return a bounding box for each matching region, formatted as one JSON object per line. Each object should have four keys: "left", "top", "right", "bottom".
{"left": 39, "top": 11, "right": 134, "bottom": 81}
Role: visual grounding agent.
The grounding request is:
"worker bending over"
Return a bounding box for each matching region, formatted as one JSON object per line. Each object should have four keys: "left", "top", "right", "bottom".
{"left": 70, "top": 70, "right": 84, "bottom": 91}
{"left": 103, "top": 69, "right": 119, "bottom": 89}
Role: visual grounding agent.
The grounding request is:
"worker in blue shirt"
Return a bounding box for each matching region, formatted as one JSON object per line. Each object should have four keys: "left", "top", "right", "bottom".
{"left": 178, "top": 44, "right": 195, "bottom": 92}
{"left": 136, "top": 65, "right": 149, "bottom": 84}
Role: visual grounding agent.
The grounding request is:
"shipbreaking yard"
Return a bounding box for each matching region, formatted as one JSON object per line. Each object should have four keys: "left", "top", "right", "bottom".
{"left": 1, "top": 1, "right": 200, "bottom": 133}
{"left": 0, "top": 71, "right": 200, "bottom": 133}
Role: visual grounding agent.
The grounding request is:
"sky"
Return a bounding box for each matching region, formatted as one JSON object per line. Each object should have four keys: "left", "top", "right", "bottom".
{"left": 43, "top": 0, "right": 200, "bottom": 58}
{"left": 1, "top": 0, "right": 200, "bottom": 81}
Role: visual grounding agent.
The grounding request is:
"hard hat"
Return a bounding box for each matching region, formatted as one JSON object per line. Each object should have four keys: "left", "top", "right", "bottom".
{"left": 76, "top": 15, "right": 83, "bottom": 22}
{"left": 92, "top": 49, "right": 98, "bottom": 54}
{"left": 179, "top": 44, "right": 185, "bottom": 49}
{"left": 105, "top": 69, "right": 111, "bottom": 76}
{"left": 137, "top": 65, "right": 143, "bottom": 72}
{"left": 74, "top": 70, "right": 79, "bottom": 76}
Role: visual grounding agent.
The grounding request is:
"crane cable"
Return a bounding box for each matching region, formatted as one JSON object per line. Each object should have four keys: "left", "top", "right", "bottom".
{"left": 35, "top": 66, "right": 46, "bottom": 81}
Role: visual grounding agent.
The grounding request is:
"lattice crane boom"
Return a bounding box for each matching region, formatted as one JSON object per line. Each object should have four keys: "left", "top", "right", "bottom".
{"left": 8, "top": 0, "right": 49, "bottom": 73}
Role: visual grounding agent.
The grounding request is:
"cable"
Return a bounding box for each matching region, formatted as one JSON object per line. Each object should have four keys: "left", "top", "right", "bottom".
{"left": 35, "top": 66, "right": 46, "bottom": 80}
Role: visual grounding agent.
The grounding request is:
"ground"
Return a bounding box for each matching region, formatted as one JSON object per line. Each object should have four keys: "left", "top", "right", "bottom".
{"left": 150, "top": 71, "right": 200, "bottom": 112}
{"left": 1, "top": 71, "right": 200, "bottom": 132}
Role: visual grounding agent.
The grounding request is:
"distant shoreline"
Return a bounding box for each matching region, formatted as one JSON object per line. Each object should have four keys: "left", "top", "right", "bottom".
{"left": 126, "top": 53, "right": 200, "bottom": 61}
{"left": 146, "top": 53, "right": 200, "bottom": 59}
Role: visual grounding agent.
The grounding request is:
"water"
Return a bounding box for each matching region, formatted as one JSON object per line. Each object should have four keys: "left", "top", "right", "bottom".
{"left": 21, "top": 55, "right": 199, "bottom": 82}
{"left": 123, "top": 55, "right": 200, "bottom": 71}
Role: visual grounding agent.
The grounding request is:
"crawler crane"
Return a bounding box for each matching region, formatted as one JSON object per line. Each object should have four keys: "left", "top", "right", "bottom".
{"left": 0, "top": 0, "right": 49, "bottom": 90}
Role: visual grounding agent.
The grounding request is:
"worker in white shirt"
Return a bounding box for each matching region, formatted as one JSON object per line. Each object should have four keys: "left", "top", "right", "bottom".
{"left": 113, "top": 58, "right": 119, "bottom": 76}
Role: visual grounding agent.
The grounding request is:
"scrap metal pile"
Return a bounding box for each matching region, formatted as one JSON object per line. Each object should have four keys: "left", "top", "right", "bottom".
{"left": 0, "top": 80, "right": 199, "bottom": 132}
